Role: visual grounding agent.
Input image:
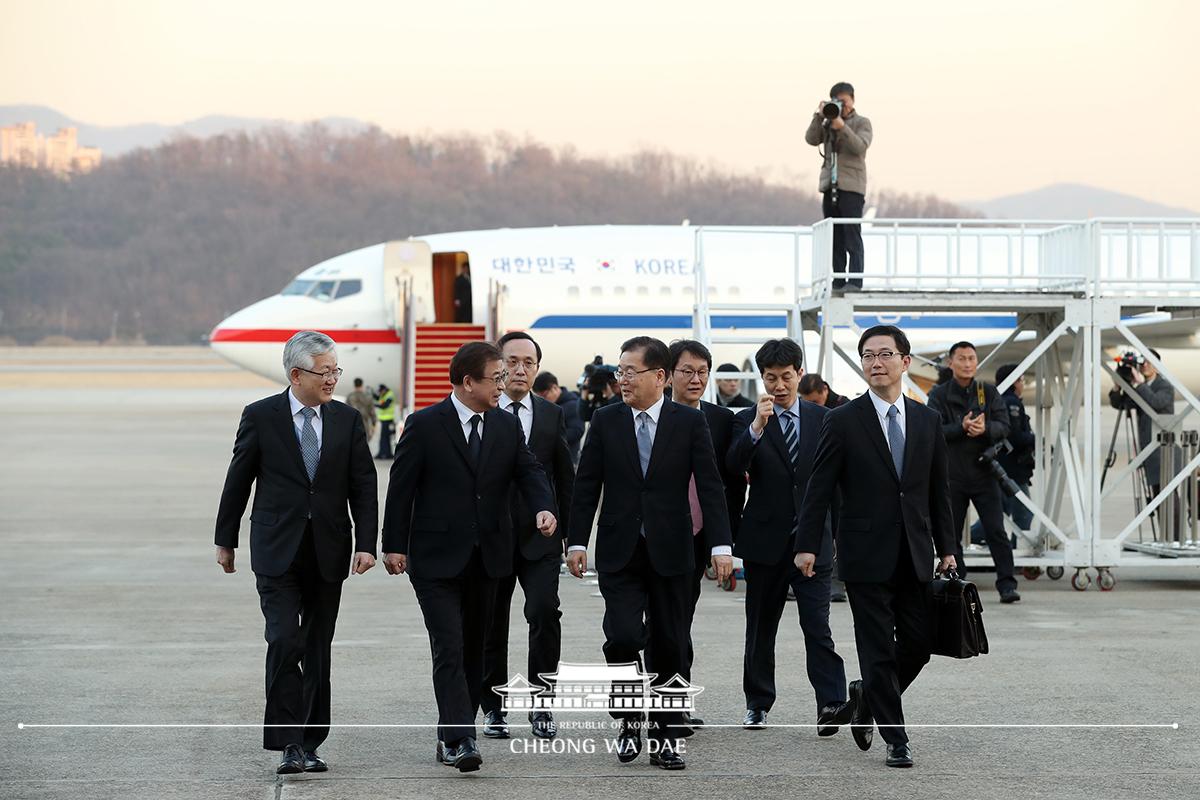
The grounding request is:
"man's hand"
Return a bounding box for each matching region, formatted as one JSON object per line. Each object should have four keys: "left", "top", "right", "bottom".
{"left": 536, "top": 511, "right": 558, "bottom": 537}
{"left": 1131, "top": 367, "right": 1147, "bottom": 386}
{"left": 383, "top": 552, "right": 407, "bottom": 575}
{"left": 216, "top": 546, "right": 236, "bottom": 573}
{"left": 352, "top": 552, "right": 375, "bottom": 575}
{"left": 816, "top": 100, "right": 828, "bottom": 114}
{"left": 794, "top": 551, "right": 817, "bottom": 578}
{"left": 936, "top": 554, "right": 958, "bottom": 575}
{"left": 830, "top": 115, "right": 845, "bottom": 131}
{"left": 711, "top": 554, "right": 733, "bottom": 583}
{"left": 750, "top": 394, "right": 774, "bottom": 435}
{"left": 566, "top": 550, "right": 587, "bottom": 578}
{"left": 965, "top": 413, "right": 986, "bottom": 437}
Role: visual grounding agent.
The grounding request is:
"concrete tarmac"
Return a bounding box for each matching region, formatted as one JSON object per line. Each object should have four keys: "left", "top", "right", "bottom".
{"left": 2, "top": 348, "right": 1198, "bottom": 799}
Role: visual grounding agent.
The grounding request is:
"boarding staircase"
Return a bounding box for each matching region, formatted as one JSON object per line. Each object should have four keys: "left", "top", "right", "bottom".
{"left": 411, "top": 324, "right": 487, "bottom": 410}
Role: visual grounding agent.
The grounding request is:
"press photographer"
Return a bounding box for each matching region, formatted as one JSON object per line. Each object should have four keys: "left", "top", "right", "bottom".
{"left": 578, "top": 357, "right": 621, "bottom": 423}
{"left": 1108, "top": 348, "right": 1176, "bottom": 498}
{"left": 804, "top": 81, "right": 873, "bottom": 291}
{"left": 972, "top": 364, "right": 1035, "bottom": 545}
{"left": 927, "top": 342, "right": 1020, "bottom": 604}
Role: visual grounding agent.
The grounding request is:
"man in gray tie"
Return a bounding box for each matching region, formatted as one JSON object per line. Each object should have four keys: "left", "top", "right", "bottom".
{"left": 214, "top": 331, "right": 378, "bottom": 776}
{"left": 795, "top": 325, "right": 957, "bottom": 769}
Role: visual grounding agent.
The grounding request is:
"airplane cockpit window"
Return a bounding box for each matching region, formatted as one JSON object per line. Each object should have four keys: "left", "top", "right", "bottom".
{"left": 281, "top": 279, "right": 315, "bottom": 296}
{"left": 334, "top": 279, "right": 362, "bottom": 299}
{"left": 312, "top": 280, "right": 338, "bottom": 301}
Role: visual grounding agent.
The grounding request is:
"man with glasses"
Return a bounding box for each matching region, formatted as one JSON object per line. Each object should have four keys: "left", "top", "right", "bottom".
{"left": 566, "top": 336, "right": 733, "bottom": 770}
{"left": 382, "top": 341, "right": 556, "bottom": 773}
{"left": 214, "top": 331, "right": 377, "bottom": 776}
{"left": 726, "top": 338, "right": 851, "bottom": 737}
{"left": 665, "top": 339, "right": 747, "bottom": 729}
{"left": 795, "top": 325, "right": 956, "bottom": 768}
{"left": 481, "top": 332, "right": 575, "bottom": 741}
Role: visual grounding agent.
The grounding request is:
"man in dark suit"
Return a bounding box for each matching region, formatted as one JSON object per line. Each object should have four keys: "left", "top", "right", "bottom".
{"left": 382, "top": 341, "right": 557, "bottom": 773}
{"left": 481, "top": 332, "right": 575, "bottom": 740}
{"left": 664, "top": 339, "right": 746, "bottom": 728}
{"left": 214, "top": 331, "right": 377, "bottom": 776}
{"left": 796, "top": 324, "right": 957, "bottom": 769}
{"left": 566, "top": 336, "right": 733, "bottom": 770}
{"left": 726, "top": 338, "right": 851, "bottom": 735}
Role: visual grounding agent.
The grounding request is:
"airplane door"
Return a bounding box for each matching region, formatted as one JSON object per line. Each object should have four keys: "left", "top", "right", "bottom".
{"left": 432, "top": 252, "right": 470, "bottom": 322}
{"left": 383, "top": 240, "right": 432, "bottom": 329}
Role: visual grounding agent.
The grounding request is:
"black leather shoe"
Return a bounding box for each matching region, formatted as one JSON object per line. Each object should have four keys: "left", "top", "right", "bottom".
{"left": 848, "top": 679, "right": 873, "bottom": 752}
{"left": 830, "top": 590, "right": 847, "bottom": 603}
{"left": 1000, "top": 589, "right": 1022, "bottom": 604}
{"left": 276, "top": 743, "right": 305, "bottom": 775}
{"left": 530, "top": 710, "right": 557, "bottom": 739}
{"left": 649, "top": 742, "right": 687, "bottom": 770}
{"left": 435, "top": 740, "right": 456, "bottom": 766}
{"left": 482, "top": 710, "right": 509, "bottom": 739}
{"left": 886, "top": 742, "right": 914, "bottom": 768}
{"left": 615, "top": 719, "right": 642, "bottom": 763}
{"left": 743, "top": 708, "right": 768, "bottom": 729}
{"left": 817, "top": 699, "right": 854, "bottom": 737}
{"left": 682, "top": 711, "right": 704, "bottom": 727}
{"left": 302, "top": 750, "right": 328, "bottom": 772}
{"left": 453, "top": 737, "right": 482, "bottom": 773}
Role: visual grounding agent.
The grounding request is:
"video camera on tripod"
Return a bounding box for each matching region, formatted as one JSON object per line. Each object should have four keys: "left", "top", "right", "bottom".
{"left": 1112, "top": 351, "right": 1145, "bottom": 410}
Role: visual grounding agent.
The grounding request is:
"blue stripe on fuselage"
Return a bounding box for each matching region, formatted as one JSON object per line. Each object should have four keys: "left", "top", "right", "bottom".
{"left": 529, "top": 314, "right": 1018, "bottom": 330}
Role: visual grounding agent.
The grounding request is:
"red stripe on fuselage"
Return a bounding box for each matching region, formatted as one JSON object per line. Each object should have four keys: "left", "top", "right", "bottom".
{"left": 210, "top": 328, "right": 401, "bottom": 344}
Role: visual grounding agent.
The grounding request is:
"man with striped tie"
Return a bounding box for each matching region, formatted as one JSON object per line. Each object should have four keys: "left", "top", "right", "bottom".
{"left": 214, "top": 331, "right": 378, "bottom": 776}
{"left": 727, "top": 338, "right": 851, "bottom": 736}
{"left": 795, "top": 325, "right": 957, "bottom": 769}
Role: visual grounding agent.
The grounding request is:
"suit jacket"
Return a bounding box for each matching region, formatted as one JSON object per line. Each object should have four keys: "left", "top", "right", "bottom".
{"left": 511, "top": 394, "right": 575, "bottom": 560}
{"left": 214, "top": 389, "right": 378, "bottom": 582}
{"left": 796, "top": 392, "right": 955, "bottom": 583}
{"left": 699, "top": 400, "right": 746, "bottom": 541}
{"left": 382, "top": 396, "right": 555, "bottom": 580}
{"left": 728, "top": 399, "right": 832, "bottom": 567}
{"left": 568, "top": 399, "right": 732, "bottom": 577}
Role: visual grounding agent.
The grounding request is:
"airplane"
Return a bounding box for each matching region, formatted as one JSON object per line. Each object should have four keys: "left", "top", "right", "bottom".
{"left": 209, "top": 223, "right": 1200, "bottom": 409}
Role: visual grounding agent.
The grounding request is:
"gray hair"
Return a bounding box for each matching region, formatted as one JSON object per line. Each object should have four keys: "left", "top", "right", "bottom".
{"left": 283, "top": 331, "right": 336, "bottom": 379}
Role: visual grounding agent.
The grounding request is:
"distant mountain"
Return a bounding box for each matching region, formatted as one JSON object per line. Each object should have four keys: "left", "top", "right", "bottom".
{"left": 970, "top": 183, "right": 1198, "bottom": 219}
{"left": 0, "top": 104, "right": 369, "bottom": 156}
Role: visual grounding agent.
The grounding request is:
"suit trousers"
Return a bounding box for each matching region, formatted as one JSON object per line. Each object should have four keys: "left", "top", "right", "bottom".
{"left": 844, "top": 546, "right": 932, "bottom": 746}
{"left": 742, "top": 558, "right": 846, "bottom": 712}
{"left": 255, "top": 525, "right": 344, "bottom": 751}
{"left": 376, "top": 419, "right": 394, "bottom": 459}
{"left": 823, "top": 189, "right": 865, "bottom": 288}
{"left": 950, "top": 480, "right": 1018, "bottom": 594}
{"left": 481, "top": 549, "right": 564, "bottom": 715}
{"left": 598, "top": 537, "right": 691, "bottom": 742}
{"left": 410, "top": 546, "right": 498, "bottom": 746}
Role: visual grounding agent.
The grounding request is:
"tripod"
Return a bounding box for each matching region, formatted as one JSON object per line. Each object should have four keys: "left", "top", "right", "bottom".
{"left": 1101, "top": 396, "right": 1156, "bottom": 540}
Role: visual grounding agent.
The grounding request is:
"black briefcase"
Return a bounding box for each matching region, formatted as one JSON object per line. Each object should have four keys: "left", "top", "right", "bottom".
{"left": 926, "top": 571, "right": 989, "bottom": 659}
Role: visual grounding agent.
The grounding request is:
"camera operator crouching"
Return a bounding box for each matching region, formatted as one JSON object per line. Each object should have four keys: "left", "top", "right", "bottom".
{"left": 927, "top": 342, "right": 1021, "bottom": 604}
{"left": 805, "top": 82, "right": 873, "bottom": 292}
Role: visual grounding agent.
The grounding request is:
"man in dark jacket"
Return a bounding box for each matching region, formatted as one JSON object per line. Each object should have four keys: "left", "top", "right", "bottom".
{"left": 927, "top": 342, "right": 1018, "bottom": 603}
{"left": 715, "top": 362, "right": 755, "bottom": 408}
{"left": 995, "top": 364, "right": 1035, "bottom": 532}
{"left": 534, "top": 371, "right": 584, "bottom": 466}
{"left": 1108, "top": 348, "right": 1176, "bottom": 497}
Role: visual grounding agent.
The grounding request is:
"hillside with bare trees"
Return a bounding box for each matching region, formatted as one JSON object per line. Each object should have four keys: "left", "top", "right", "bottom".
{"left": 0, "top": 126, "right": 979, "bottom": 344}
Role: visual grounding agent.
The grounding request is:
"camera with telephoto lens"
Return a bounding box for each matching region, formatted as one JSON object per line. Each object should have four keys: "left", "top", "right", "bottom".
{"left": 1115, "top": 351, "right": 1144, "bottom": 385}
{"left": 822, "top": 98, "right": 843, "bottom": 120}
{"left": 978, "top": 440, "right": 1022, "bottom": 497}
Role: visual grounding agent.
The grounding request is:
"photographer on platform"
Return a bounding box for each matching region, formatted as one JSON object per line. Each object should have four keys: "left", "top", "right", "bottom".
{"left": 1108, "top": 349, "right": 1176, "bottom": 497}
{"left": 927, "top": 342, "right": 1020, "bottom": 604}
{"left": 805, "top": 82, "right": 873, "bottom": 291}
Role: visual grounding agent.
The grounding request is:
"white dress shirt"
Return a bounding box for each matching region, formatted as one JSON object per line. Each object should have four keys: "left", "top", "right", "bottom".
{"left": 868, "top": 389, "right": 908, "bottom": 447}
{"left": 288, "top": 388, "right": 323, "bottom": 454}
{"left": 449, "top": 392, "right": 485, "bottom": 443}
{"left": 504, "top": 393, "right": 534, "bottom": 444}
{"left": 570, "top": 394, "right": 731, "bottom": 557}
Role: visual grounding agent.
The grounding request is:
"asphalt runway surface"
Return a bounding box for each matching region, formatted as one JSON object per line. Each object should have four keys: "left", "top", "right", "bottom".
{"left": 2, "top": 348, "right": 1198, "bottom": 799}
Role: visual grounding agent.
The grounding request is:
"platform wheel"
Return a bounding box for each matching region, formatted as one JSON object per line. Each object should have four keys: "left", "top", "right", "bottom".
{"left": 1097, "top": 569, "right": 1116, "bottom": 592}
{"left": 1046, "top": 566, "right": 1065, "bottom": 581}
{"left": 721, "top": 573, "right": 737, "bottom": 592}
{"left": 1070, "top": 569, "right": 1091, "bottom": 591}
{"left": 1022, "top": 566, "right": 1043, "bottom": 581}
{"left": 704, "top": 565, "right": 717, "bottom": 581}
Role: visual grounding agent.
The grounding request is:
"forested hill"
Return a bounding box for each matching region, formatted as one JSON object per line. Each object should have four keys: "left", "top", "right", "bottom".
{"left": 0, "top": 126, "right": 977, "bottom": 344}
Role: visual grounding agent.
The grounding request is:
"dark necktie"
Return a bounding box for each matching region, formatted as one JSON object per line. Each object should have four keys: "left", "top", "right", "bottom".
{"left": 887, "top": 404, "right": 905, "bottom": 478}
{"left": 468, "top": 414, "right": 482, "bottom": 465}
{"left": 780, "top": 410, "right": 801, "bottom": 471}
{"left": 299, "top": 407, "right": 319, "bottom": 481}
{"left": 510, "top": 400, "right": 525, "bottom": 439}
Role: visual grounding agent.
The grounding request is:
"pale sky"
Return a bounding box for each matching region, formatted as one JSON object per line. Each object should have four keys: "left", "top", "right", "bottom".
{"left": 3, "top": 0, "right": 1198, "bottom": 209}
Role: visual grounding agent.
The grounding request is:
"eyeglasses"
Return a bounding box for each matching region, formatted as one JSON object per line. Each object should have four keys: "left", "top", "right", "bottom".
{"left": 673, "top": 367, "right": 710, "bottom": 380}
{"left": 297, "top": 367, "right": 343, "bottom": 381}
{"left": 860, "top": 351, "right": 905, "bottom": 365}
{"left": 477, "top": 371, "right": 510, "bottom": 385}
{"left": 614, "top": 367, "right": 658, "bottom": 381}
{"left": 504, "top": 357, "right": 538, "bottom": 372}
